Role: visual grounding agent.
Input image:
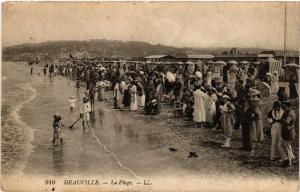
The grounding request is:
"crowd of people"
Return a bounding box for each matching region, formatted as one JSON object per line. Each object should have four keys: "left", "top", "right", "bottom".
{"left": 31, "top": 58, "right": 298, "bottom": 168}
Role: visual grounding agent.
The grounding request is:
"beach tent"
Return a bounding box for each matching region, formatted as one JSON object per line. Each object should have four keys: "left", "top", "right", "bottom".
{"left": 212, "top": 61, "right": 226, "bottom": 78}
{"left": 282, "top": 63, "right": 299, "bottom": 81}
{"left": 186, "top": 61, "right": 195, "bottom": 74}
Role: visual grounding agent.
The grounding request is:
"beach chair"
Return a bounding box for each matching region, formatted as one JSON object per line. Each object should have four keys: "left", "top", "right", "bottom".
{"left": 174, "top": 101, "right": 183, "bottom": 117}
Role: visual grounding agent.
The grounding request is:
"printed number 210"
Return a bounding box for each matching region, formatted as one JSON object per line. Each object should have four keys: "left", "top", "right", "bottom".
{"left": 45, "top": 180, "right": 56, "bottom": 185}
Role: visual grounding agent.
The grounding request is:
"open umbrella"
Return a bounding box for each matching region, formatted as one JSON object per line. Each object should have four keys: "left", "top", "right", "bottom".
{"left": 240, "top": 61, "right": 250, "bottom": 65}
{"left": 283, "top": 63, "right": 299, "bottom": 68}
{"left": 215, "top": 61, "right": 226, "bottom": 65}
{"left": 228, "top": 60, "right": 238, "bottom": 65}
{"left": 252, "top": 61, "right": 261, "bottom": 65}
{"left": 185, "top": 61, "right": 195, "bottom": 65}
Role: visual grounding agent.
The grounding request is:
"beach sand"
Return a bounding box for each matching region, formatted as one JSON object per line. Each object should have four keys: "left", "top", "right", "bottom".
{"left": 1, "top": 61, "right": 298, "bottom": 192}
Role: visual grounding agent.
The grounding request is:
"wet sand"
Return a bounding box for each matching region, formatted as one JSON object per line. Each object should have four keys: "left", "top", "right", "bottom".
{"left": 1, "top": 63, "right": 298, "bottom": 192}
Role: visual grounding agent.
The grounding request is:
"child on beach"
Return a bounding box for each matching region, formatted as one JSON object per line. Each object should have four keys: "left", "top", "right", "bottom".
{"left": 68, "top": 96, "right": 77, "bottom": 113}
{"left": 52, "top": 114, "right": 64, "bottom": 146}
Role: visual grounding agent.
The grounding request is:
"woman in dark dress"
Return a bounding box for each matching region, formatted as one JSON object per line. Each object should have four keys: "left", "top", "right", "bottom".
{"left": 123, "top": 82, "right": 131, "bottom": 107}
{"left": 289, "top": 75, "right": 298, "bottom": 99}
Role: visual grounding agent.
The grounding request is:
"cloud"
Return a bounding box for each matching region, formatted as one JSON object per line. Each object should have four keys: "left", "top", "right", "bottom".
{"left": 2, "top": 2, "right": 299, "bottom": 50}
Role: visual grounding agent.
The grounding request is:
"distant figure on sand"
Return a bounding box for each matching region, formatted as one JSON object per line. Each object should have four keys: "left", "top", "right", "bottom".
{"left": 43, "top": 66, "right": 47, "bottom": 76}
{"left": 68, "top": 96, "right": 77, "bottom": 113}
{"left": 52, "top": 114, "right": 64, "bottom": 146}
{"left": 76, "top": 80, "right": 80, "bottom": 91}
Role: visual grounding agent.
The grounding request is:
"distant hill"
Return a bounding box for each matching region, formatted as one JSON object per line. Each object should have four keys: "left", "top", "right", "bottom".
{"left": 2, "top": 39, "right": 298, "bottom": 60}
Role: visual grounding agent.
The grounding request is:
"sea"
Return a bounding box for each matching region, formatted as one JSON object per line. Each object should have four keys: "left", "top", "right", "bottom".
{"left": 1, "top": 61, "right": 80, "bottom": 176}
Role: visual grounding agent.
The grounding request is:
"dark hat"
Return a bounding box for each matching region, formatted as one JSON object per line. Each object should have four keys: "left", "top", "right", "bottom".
{"left": 281, "top": 100, "right": 290, "bottom": 104}
{"left": 83, "top": 97, "right": 90, "bottom": 103}
{"left": 273, "top": 101, "right": 281, "bottom": 108}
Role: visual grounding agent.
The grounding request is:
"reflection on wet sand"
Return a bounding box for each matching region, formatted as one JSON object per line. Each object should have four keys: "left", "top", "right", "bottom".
{"left": 98, "top": 108, "right": 104, "bottom": 127}
{"left": 90, "top": 111, "right": 96, "bottom": 128}
{"left": 52, "top": 149, "right": 64, "bottom": 176}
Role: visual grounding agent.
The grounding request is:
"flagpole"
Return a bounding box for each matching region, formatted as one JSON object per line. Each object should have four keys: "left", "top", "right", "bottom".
{"left": 284, "top": 3, "right": 287, "bottom": 66}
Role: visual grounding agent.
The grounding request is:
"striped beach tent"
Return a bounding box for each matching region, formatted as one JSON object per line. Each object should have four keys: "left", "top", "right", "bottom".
{"left": 264, "top": 57, "right": 283, "bottom": 77}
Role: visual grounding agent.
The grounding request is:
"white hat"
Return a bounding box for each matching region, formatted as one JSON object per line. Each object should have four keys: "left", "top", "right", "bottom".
{"left": 195, "top": 71, "right": 202, "bottom": 79}
{"left": 222, "top": 95, "right": 230, "bottom": 99}
{"left": 266, "top": 72, "right": 272, "bottom": 76}
{"left": 249, "top": 88, "right": 260, "bottom": 96}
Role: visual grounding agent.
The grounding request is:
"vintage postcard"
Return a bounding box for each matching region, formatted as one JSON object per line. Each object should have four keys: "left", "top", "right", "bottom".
{"left": 1, "top": 1, "right": 299, "bottom": 192}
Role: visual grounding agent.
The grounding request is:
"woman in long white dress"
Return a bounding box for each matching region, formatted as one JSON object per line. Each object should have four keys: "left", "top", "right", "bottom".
{"left": 205, "top": 70, "right": 213, "bottom": 87}
{"left": 96, "top": 79, "right": 106, "bottom": 101}
{"left": 193, "top": 86, "right": 206, "bottom": 128}
{"left": 130, "top": 82, "right": 138, "bottom": 111}
{"left": 113, "top": 81, "right": 122, "bottom": 109}
{"left": 136, "top": 80, "right": 145, "bottom": 108}
{"left": 206, "top": 88, "right": 218, "bottom": 128}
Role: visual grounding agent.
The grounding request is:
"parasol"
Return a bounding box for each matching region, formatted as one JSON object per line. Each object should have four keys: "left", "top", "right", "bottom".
{"left": 240, "top": 61, "right": 250, "bottom": 65}
{"left": 185, "top": 61, "right": 195, "bottom": 65}
{"left": 228, "top": 60, "right": 238, "bottom": 65}
{"left": 125, "top": 71, "right": 136, "bottom": 75}
{"left": 283, "top": 63, "right": 299, "bottom": 68}
{"left": 215, "top": 61, "right": 226, "bottom": 65}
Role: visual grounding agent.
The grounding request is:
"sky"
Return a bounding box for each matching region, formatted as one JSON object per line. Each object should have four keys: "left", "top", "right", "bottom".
{"left": 2, "top": 2, "right": 300, "bottom": 50}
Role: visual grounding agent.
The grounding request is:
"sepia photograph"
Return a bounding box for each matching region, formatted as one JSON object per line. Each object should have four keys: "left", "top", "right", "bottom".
{"left": 1, "top": 1, "right": 299, "bottom": 191}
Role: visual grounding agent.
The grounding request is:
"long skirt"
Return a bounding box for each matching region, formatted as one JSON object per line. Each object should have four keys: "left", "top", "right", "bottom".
{"left": 123, "top": 90, "right": 131, "bottom": 107}
{"left": 130, "top": 93, "right": 138, "bottom": 111}
{"left": 271, "top": 122, "right": 282, "bottom": 160}
{"left": 98, "top": 88, "right": 105, "bottom": 101}
{"left": 206, "top": 102, "right": 216, "bottom": 124}
{"left": 242, "top": 122, "right": 254, "bottom": 151}
{"left": 252, "top": 118, "right": 264, "bottom": 142}
{"left": 137, "top": 94, "right": 145, "bottom": 107}
{"left": 221, "top": 112, "right": 234, "bottom": 138}
{"left": 281, "top": 139, "right": 295, "bottom": 161}
{"left": 114, "top": 93, "right": 123, "bottom": 108}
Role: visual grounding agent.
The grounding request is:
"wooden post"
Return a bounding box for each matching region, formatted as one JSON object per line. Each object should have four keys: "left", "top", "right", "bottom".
{"left": 284, "top": 3, "right": 287, "bottom": 66}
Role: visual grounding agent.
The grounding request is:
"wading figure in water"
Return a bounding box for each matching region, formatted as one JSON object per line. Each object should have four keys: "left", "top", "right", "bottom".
{"left": 52, "top": 114, "right": 64, "bottom": 146}
{"left": 80, "top": 97, "right": 92, "bottom": 129}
